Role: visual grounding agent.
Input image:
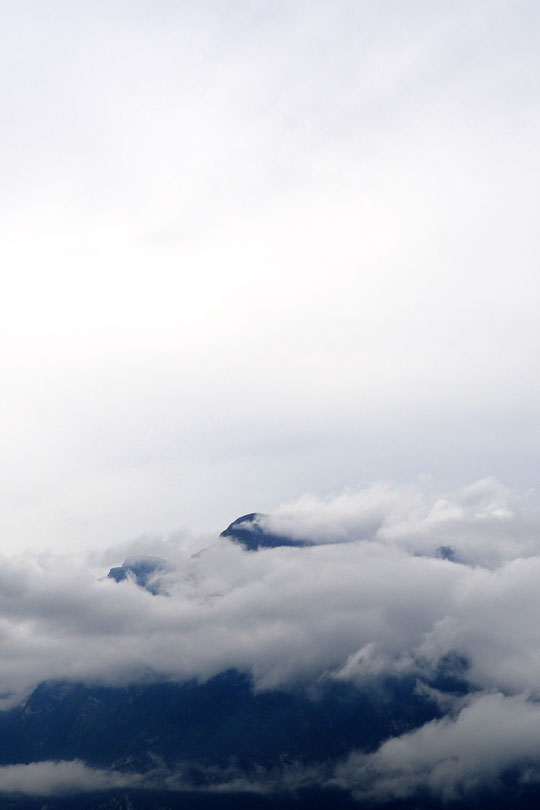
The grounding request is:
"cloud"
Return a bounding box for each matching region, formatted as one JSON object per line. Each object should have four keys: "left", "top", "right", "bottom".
{"left": 261, "top": 477, "right": 540, "bottom": 566}
{"left": 0, "top": 758, "right": 327, "bottom": 799}
{"left": 334, "top": 692, "right": 540, "bottom": 801}
{"left": 0, "top": 760, "right": 139, "bottom": 796}
{"left": 0, "top": 478, "right": 538, "bottom": 800}
{"left": 0, "top": 529, "right": 462, "bottom": 703}
{"left": 0, "top": 478, "right": 535, "bottom": 708}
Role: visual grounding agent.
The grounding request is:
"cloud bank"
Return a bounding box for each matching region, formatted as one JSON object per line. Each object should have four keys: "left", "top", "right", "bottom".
{"left": 0, "top": 477, "right": 539, "bottom": 801}
{"left": 334, "top": 692, "right": 540, "bottom": 801}
{"left": 0, "top": 478, "right": 539, "bottom": 702}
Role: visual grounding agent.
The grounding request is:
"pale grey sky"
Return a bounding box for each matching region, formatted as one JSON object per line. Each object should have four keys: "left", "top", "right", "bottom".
{"left": 1, "top": 0, "right": 539, "bottom": 551}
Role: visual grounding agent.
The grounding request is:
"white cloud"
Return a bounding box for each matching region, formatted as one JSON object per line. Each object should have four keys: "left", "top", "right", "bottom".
{"left": 261, "top": 477, "right": 540, "bottom": 566}
{"left": 0, "top": 760, "right": 139, "bottom": 796}
{"left": 0, "top": 478, "right": 536, "bottom": 706}
{"left": 0, "top": 478, "right": 538, "bottom": 800}
{"left": 334, "top": 692, "right": 540, "bottom": 801}
{"left": 0, "top": 757, "right": 324, "bottom": 798}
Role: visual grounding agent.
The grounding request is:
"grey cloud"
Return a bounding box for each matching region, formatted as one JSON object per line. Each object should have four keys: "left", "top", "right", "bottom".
{"left": 0, "top": 758, "right": 328, "bottom": 799}
{"left": 0, "top": 478, "right": 538, "bottom": 802}
{"left": 0, "top": 478, "right": 532, "bottom": 707}
{"left": 333, "top": 692, "right": 540, "bottom": 801}
{"left": 0, "top": 760, "right": 140, "bottom": 796}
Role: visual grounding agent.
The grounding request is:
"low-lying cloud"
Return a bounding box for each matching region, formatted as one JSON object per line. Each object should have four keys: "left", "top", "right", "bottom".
{"left": 334, "top": 692, "right": 540, "bottom": 801}
{"left": 11, "top": 690, "right": 540, "bottom": 802}
{"left": 0, "top": 758, "right": 328, "bottom": 798}
{"left": 0, "top": 760, "right": 139, "bottom": 796}
{"left": 0, "top": 478, "right": 540, "bottom": 799}
{"left": 0, "top": 478, "right": 539, "bottom": 701}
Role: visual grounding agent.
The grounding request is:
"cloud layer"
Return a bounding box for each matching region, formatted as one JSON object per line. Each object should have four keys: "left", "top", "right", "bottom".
{"left": 0, "top": 479, "right": 535, "bottom": 699}
{"left": 0, "top": 477, "right": 539, "bottom": 800}
{"left": 0, "top": 760, "right": 139, "bottom": 796}
{"left": 334, "top": 692, "right": 540, "bottom": 801}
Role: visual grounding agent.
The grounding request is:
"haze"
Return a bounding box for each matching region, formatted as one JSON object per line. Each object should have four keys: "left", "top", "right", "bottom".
{"left": 1, "top": 0, "right": 539, "bottom": 552}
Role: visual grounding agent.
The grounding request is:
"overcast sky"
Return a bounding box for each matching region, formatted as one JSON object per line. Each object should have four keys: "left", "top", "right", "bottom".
{"left": 1, "top": 0, "right": 539, "bottom": 552}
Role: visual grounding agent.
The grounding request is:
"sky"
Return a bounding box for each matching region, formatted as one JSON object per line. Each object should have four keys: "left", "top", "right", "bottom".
{"left": 2, "top": 5, "right": 540, "bottom": 800}
{"left": 1, "top": 0, "right": 540, "bottom": 553}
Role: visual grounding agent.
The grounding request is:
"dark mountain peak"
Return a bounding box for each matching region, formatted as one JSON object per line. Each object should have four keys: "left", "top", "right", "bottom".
{"left": 220, "top": 513, "right": 312, "bottom": 551}
{"left": 107, "top": 555, "right": 172, "bottom": 594}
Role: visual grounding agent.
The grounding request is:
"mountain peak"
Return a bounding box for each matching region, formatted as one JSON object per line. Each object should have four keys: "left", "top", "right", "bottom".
{"left": 107, "top": 555, "right": 172, "bottom": 594}
{"left": 220, "top": 513, "right": 312, "bottom": 551}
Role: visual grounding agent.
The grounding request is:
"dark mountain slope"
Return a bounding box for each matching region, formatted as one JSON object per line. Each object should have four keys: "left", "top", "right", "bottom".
{"left": 0, "top": 670, "right": 442, "bottom": 771}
